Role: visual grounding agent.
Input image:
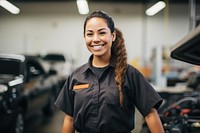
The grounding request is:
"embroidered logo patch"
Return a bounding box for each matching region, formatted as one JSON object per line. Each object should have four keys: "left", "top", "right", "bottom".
{"left": 73, "top": 84, "right": 89, "bottom": 90}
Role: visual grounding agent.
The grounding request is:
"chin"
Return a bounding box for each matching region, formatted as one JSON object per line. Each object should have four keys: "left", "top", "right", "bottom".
{"left": 93, "top": 53, "right": 103, "bottom": 57}
{"left": 92, "top": 52, "right": 105, "bottom": 57}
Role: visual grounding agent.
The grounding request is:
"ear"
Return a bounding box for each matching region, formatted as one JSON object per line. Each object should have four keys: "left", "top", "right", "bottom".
{"left": 112, "top": 31, "right": 116, "bottom": 42}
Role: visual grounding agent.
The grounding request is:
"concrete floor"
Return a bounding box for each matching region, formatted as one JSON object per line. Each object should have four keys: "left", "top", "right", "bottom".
{"left": 25, "top": 109, "right": 64, "bottom": 133}
{"left": 25, "top": 109, "right": 144, "bottom": 133}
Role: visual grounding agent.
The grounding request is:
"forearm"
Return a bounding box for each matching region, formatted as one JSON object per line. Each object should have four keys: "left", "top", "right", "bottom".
{"left": 62, "top": 115, "right": 75, "bottom": 133}
{"left": 145, "top": 108, "right": 164, "bottom": 133}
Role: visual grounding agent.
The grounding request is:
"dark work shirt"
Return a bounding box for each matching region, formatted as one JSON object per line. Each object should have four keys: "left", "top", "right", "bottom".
{"left": 55, "top": 55, "right": 163, "bottom": 133}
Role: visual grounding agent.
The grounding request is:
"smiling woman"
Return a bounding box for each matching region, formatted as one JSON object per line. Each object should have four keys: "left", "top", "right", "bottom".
{"left": 55, "top": 11, "right": 164, "bottom": 133}
{"left": 84, "top": 17, "right": 115, "bottom": 66}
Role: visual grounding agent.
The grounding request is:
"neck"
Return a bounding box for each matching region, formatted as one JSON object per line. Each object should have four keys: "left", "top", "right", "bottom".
{"left": 92, "top": 55, "right": 111, "bottom": 68}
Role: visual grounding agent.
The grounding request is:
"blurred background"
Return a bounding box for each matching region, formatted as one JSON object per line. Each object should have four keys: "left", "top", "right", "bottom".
{"left": 0, "top": 0, "right": 200, "bottom": 133}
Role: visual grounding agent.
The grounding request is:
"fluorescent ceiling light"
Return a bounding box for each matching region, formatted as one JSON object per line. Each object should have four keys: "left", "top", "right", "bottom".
{"left": 0, "top": 0, "right": 20, "bottom": 14}
{"left": 146, "top": 1, "right": 166, "bottom": 16}
{"left": 76, "top": 0, "right": 89, "bottom": 15}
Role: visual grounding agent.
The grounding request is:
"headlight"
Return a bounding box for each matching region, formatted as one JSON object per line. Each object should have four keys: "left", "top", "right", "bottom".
{"left": 0, "top": 84, "right": 8, "bottom": 93}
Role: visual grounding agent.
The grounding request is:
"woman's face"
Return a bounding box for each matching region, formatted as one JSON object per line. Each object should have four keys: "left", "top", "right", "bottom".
{"left": 84, "top": 17, "right": 116, "bottom": 58}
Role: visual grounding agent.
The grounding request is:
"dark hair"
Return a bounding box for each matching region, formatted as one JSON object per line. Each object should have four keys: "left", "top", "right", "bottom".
{"left": 84, "top": 11, "right": 115, "bottom": 34}
{"left": 84, "top": 11, "right": 127, "bottom": 106}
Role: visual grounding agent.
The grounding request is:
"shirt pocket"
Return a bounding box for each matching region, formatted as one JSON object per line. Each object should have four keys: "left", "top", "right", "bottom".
{"left": 73, "top": 84, "right": 94, "bottom": 108}
{"left": 73, "top": 84, "right": 93, "bottom": 98}
{"left": 106, "top": 86, "right": 120, "bottom": 106}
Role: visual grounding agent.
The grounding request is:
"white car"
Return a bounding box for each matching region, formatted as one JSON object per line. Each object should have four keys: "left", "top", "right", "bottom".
{"left": 40, "top": 53, "right": 74, "bottom": 86}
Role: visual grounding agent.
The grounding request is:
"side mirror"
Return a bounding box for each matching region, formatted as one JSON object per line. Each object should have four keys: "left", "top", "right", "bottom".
{"left": 29, "top": 66, "right": 40, "bottom": 77}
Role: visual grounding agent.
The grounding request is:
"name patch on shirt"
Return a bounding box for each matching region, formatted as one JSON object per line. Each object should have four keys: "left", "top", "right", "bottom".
{"left": 73, "top": 84, "right": 89, "bottom": 90}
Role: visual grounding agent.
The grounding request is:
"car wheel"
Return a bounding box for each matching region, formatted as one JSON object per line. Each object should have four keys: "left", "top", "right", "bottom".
{"left": 11, "top": 108, "right": 24, "bottom": 133}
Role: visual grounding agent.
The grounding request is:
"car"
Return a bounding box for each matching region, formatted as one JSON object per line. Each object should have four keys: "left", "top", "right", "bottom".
{"left": 0, "top": 53, "right": 60, "bottom": 133}
{"left": 40, "top": 53, "right": 74, "bottom": 87}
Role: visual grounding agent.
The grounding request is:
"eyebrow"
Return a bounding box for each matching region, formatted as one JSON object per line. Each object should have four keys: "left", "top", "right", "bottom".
{"left": 86, "top": 28, "right": 108, "bottom": 32}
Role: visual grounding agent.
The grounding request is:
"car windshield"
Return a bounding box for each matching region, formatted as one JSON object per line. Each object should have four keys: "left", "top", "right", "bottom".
{"left": 42, "top": 54, "right": 66, "bottom": 62}
{"left": 0, "top": 59, "right": 21, "bottom": 76}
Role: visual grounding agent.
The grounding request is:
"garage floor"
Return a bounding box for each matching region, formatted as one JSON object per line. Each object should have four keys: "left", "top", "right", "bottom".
{"left": 24, "top": 108, "right": 144, "bottom": 133}
{"left": 24, "top": 109, "right": 64, "bottom": 133}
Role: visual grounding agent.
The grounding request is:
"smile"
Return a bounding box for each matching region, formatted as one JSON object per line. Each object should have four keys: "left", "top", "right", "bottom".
{"left": 91, "top": 44, "right": 105, "bottom": 50}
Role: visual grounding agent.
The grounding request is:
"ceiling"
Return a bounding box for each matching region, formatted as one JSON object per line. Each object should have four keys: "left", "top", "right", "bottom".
{"left": 10, "top": 0, "right": 191, "bottom": 4}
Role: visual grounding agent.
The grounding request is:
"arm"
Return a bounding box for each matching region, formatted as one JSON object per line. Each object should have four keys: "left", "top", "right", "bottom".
{"left": 62, "top": 115, "right": 75, "bottom": 133}
{"left": 145, "top": 108, "right": 164, "bottom": 133}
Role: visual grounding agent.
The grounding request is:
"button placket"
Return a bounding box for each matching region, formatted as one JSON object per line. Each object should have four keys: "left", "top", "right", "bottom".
{"left": 89, "top": 74, "right": 100, "bottom": 129}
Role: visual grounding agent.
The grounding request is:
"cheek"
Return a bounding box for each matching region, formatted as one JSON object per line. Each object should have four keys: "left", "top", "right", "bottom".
{"left": 106, "top": 37, "right": 114, "bottom": 46}
{"left": 106, "top": 34, "right": 114, "bottom": 42}
{"left": 85, "top": 37, "right": 91, "bottom": 45}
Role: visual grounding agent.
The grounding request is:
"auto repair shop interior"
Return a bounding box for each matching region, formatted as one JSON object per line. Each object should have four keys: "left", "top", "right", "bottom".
{"left": 0, "top": 0, "right": 200, "bottom": 133}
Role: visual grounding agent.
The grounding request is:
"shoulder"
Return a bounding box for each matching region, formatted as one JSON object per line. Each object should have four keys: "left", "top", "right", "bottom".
{"left": 74, "top": 63, "right": 88, "bottom": 72}
{"left": 70, "top": 63, "right": 88, "bottom": 78}
{"left": 126, "top": 64, "right": 147, "bottom": 82}
{"left": 126, "top": 64, "right": 141, "bottom": 75}
{"left": 63, "top": 63, "right": 88, "bottom": 87}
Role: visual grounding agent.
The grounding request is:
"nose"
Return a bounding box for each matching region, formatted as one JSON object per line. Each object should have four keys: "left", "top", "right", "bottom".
{"left": 93, "top": 34, "right": 100, "bottom": 42}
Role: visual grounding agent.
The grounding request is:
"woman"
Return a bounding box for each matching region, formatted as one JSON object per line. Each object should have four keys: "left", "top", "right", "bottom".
{"left": 55, "top": 11, "right": 164, "bottom": 133}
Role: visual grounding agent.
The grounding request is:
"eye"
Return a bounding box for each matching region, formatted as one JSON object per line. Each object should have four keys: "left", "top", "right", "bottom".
{"left": 99, "top": 32, "right": 106, "bottom": 35}
{"left": 86, "top": 33, "right": 93, "bottom": 36}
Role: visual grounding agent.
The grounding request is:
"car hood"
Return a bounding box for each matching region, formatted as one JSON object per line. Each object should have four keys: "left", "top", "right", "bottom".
{"left": 171, "top": 25, "right": 200, "bottom": 65}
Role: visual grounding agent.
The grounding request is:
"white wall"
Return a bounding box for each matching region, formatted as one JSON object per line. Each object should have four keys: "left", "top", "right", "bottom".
{"left": 0, "top": 2, "right": 196, "bottom": 67}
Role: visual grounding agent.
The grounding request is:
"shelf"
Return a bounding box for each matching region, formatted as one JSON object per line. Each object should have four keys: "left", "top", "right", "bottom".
{"left": 170, "top": 25, "right": 200, "bottom": 65}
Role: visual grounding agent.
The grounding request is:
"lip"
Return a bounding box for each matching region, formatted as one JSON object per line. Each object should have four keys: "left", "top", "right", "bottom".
{"left": 90, "top": 44, "right": 105, "bottom": 51}
{"left": 90, "top": 44, "right": 105, "bottom": 47}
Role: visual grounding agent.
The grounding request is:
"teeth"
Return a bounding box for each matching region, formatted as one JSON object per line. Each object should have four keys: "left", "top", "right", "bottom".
{"left": 93, "top": 45, "right": 103, "bottom": 50}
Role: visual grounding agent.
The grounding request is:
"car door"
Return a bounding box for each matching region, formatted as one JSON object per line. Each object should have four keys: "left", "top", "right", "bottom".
{"left": 24, "top": 58, "right": 51, "bottom": 112}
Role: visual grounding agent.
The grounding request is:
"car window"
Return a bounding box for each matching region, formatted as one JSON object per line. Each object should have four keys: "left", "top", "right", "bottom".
{"left": 42, "top": 54, "right": 66, "bottom": 62}
{"left": 0, "top": 59, "right": 21, "bottom": 76}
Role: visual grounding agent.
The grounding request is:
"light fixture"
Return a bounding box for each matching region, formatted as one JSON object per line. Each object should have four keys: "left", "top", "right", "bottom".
{"left": 76, "top": 0, "right": 89, "bottom": 15}
{"left": 146, "top": 1, "right": 166, "bottom": 16}
{"left": 0, "top": 0, "right": 20, "bottom": 14}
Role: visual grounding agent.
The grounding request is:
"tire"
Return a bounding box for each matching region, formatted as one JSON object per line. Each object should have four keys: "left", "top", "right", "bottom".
{"left": 10, "top": 108, "right": 25, "bottom": 133}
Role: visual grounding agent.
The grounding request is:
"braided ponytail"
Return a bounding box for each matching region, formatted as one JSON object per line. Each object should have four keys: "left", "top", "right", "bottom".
{"left": 112, "top": 28, "right": 128, "bottom": 106}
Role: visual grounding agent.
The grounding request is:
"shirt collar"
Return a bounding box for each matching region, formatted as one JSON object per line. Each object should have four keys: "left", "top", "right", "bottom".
{"left": 81, "top": 55, "right": 115, "bottom": 74}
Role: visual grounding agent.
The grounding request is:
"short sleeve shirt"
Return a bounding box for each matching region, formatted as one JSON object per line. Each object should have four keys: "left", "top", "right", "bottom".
{"left": 55, "top": 56, "right": 163, "bottom": 133}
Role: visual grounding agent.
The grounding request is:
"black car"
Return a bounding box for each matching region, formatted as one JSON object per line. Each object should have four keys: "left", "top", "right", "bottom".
{"left": 0, "top": 53, "right": 59, "bottom": 133}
